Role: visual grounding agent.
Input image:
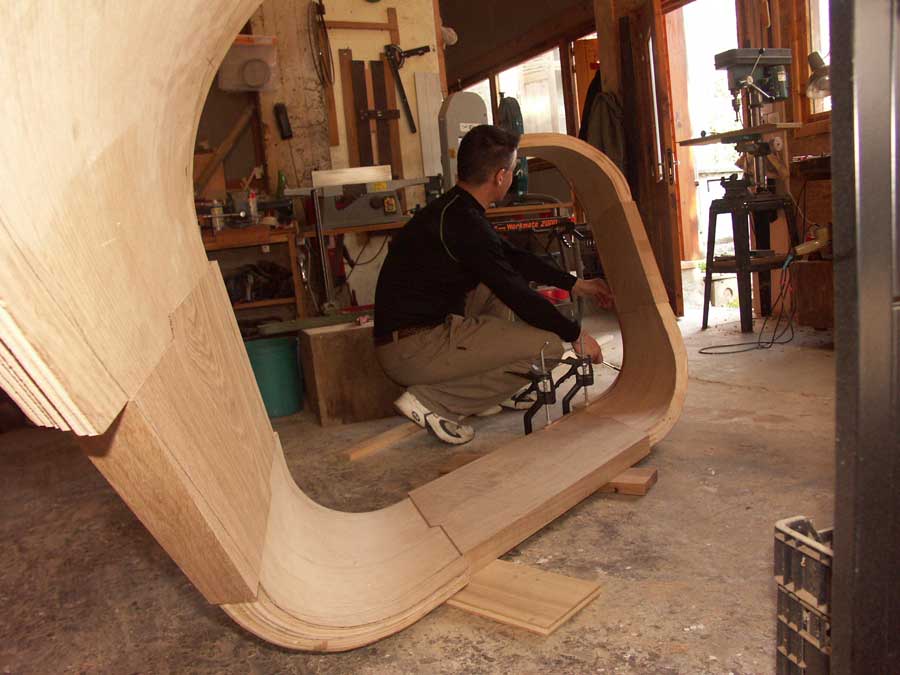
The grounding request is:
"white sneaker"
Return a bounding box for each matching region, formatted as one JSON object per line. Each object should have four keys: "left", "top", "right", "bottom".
{"left": 394, "top": 391, "right": 474, "bottom": 445}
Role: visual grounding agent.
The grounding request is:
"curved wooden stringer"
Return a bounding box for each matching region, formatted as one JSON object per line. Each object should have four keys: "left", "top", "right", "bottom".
{"left": 518, "top": 135, "right": 688, "bottom": 445}
{"left": 0, "top": 4, "right": 685, "bottom": 653}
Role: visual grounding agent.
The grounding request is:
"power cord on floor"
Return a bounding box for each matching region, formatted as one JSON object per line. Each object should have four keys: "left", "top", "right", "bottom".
{"left": 699, "top": 255, "right": 797, "bottom": 355}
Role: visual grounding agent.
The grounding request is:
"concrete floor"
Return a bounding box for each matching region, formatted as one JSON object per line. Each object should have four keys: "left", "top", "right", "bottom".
{"left": 0, "top": 305, "right": 835, "bottom": 674}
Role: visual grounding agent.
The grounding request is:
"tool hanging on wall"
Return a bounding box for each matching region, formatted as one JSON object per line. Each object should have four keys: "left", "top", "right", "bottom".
{"left": 308, "top": 0, "right": 334, "bottom": 86}
{"left": 340, "top": 49, "right": 405, "bottom": 188}
{"left": 384, "top": 43, "right": 430, "bottom": 133}
{"left": 308, "top": 0, "right": 339, "bottom": 145}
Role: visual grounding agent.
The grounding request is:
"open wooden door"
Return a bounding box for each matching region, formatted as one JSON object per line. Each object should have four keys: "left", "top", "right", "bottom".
{"left": 619, "top": 0, "right": 684, "bottom": 315}
{"left": 573, "top": 38, "right": 600, "bottom": 124}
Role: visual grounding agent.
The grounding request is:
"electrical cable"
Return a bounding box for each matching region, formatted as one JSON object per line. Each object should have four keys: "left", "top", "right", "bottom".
{"left": 337, "top": 234, "right": 390, "bottom": 289}
{"left": 699, "top": 255, "right": 797, "bottom": 355}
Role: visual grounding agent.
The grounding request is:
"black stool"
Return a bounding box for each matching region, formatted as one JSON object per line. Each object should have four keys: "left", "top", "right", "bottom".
{"left": 701, "top": 179, "right": 797, "bottom": 333}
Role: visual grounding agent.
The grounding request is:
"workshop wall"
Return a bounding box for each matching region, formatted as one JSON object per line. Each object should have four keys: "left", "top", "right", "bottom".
{"left": 251, "top": 1, "right": 332, "bottom": 188}
{"left": 325, "top": 0, "right": 444, "bottom": 307}
{"left": 325, "top": 0, "right": 442, "bottom": 182}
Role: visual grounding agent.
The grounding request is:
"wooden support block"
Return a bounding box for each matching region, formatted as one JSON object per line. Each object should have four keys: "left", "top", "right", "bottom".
{"left": 598, "top": 466, "right": 658, "bottom": 495}
{"left": 299, "top": 323, "right": 403, "bottom": 426}
{"left": 347, "top": 422, "right": 423, "bottom": 461}
{"left": 447, "top": 559, "right": 601, "bottom": 636}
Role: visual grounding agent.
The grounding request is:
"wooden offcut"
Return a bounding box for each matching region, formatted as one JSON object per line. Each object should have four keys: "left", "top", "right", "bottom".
{"left": 299, "top": 323, "right": 403, "bottom": 426}
{"left": 448, "top": 560, "right": 601, "bottom": 635}
{"left": 347, "top": 422, "right": 423, "bottom": 462}
{"left": 598, "top": 466, "right": 659, "bottom": 495}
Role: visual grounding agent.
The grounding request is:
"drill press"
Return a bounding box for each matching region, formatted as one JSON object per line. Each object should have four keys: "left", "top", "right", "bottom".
{"left": 678, "top": 48, "right": 800, "bottom": 333}
{"left": 714, "top": 48, "right": 792, "bottom": 190}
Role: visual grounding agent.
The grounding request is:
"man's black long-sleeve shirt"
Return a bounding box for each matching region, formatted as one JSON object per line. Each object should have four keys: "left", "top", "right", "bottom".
{"left": 374, "top": 186, "right": 580, "bottom": 341}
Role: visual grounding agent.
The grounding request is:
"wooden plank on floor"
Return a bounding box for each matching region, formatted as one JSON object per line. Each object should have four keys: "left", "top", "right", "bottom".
{"left": 598, "top": 466, "right": 658, "bottom": 495}
{"left": 347, "top": 422, "right": 423, "bottom": 461}
{"left": 409, "top": 415, "right": 649, "bottom": 569}
{"left": 447, "top": 559, "right": 601, "bottom": 635}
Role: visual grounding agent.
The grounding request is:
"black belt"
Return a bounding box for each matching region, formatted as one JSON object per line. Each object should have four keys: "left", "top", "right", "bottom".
{"left": 373, "top": 323, "right": 441, "bottom": 347}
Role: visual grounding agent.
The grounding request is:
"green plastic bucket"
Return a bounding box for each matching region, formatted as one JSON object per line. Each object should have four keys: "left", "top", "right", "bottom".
{"left": 244, "top": 336, "right": 303, "bottom": 418}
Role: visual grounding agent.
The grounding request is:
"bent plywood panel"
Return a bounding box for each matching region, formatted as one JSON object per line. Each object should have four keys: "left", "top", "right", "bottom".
{"left": 518, "top": 135, "right": 688, "bottom": 446}
{"left": 0, "top": 2, "right": 685, "bottom": 650}
{"left": 0, "top": 2, "right": 260, "bottom": 434}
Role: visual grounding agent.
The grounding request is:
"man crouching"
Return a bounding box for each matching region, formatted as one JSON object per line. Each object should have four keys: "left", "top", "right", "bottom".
{"left": 373, "top": 125, "right": 612, "bottom": 444}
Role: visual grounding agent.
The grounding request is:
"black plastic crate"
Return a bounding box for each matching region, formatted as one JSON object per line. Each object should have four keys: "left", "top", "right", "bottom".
{"left": 774, "top": 516, "right": 833, "bottom": 674}
{"left": 774, "top": 516, "right": 833, "bottom": 614}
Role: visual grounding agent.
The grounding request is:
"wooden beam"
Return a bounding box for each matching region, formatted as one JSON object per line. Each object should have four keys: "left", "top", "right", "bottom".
{"left": 339, "top": 49, "right": 360, "bottom": 167}
{"left": 194, "top": 105, "right": 255, "bottom": 194}
{"left": 559, "top": 39, "right": 578, "bottom": 136}
{"left": 382, "top": 54, "right": 405, "bottom": 180}
{"left": 593, "top": 0, "right": 622, "bottom": 99}
{"left": 387, "top": 7, "right": 400, "bottom": 46}
{"left": 326, "top": 20, "right": 391, "bottom": 32}
{"left": 432, "top": 0, "right": 448, "bottom": 95}
{"left": 456, "top": 17, "right": 596, "bottom": 90}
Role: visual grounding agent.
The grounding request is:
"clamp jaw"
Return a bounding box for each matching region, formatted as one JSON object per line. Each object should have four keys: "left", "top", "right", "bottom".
{"left": 521, "top": 337, "right": 595, "bottom": 435}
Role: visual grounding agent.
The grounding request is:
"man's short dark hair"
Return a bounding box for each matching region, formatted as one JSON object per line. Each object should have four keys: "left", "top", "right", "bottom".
{"left": 457, "top": 124, "right": 520, "bottom": 185}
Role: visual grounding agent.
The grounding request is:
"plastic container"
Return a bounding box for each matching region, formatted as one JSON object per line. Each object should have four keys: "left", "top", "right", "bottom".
{"left": 218, "top": 35, "right": 279, "bottom": 92}
{"left": 245, "top": 336, "right": 303, "bottom": 418}
{"left": 774, "top": 516, "right": 833, "bottom": 674}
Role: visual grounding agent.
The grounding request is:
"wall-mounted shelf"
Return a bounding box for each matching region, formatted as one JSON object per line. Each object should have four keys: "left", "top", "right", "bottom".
{"left": 201, "top": 224, "right": 309, "bottom": 317}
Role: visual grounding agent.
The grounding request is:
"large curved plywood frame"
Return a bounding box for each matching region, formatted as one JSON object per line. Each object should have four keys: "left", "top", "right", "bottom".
{"left": 0, "top": 5, "right": 685, "bottom": 652}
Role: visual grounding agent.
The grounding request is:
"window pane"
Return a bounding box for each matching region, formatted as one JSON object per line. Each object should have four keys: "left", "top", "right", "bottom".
{"left": 808, "top": 0, "right": 832, "bottom": 113}
{"left": 463, "top": 79, "right": 493, "bottom": 124}
{"left": 498, "top": 49, "right": 567, "bottom": 134}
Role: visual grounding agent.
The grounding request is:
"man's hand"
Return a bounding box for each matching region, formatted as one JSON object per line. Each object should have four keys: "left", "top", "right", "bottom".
{"left": 571, "top": 278, "right": 614, "bottom": 310}
{"left": 572, "top": 329, "right": 603, "bottom": 364}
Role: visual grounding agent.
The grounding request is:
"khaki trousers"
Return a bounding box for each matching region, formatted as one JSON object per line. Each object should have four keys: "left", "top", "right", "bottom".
{"left": 375, "top": 284, "right": 565, "bottom": 420}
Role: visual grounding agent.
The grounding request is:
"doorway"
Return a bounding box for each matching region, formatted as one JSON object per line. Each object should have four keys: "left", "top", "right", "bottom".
{"left": 664, "top": 0, "right": 740, "bottom": 306}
